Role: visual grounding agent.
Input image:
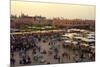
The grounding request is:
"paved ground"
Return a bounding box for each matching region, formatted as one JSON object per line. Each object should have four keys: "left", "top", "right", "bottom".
{"left": 11, "top": 36, "right": 94, "bottom": 67}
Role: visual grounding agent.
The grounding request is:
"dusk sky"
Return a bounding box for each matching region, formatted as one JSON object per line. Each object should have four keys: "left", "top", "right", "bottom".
{"left": 11, "top": 1, "right": 95, "bottom": 20}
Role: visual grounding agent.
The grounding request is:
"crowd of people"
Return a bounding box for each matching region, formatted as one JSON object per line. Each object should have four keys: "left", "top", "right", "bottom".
{"left": 10, "top": 33, "right": 95, "bottom": 67}
{"left": 10, "top": 33, "right": 61, "bottom": 66}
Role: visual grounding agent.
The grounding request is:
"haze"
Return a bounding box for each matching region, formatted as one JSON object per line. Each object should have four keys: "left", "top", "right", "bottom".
{"left": 11, "top": 1, "right": 95, "bottom": 20}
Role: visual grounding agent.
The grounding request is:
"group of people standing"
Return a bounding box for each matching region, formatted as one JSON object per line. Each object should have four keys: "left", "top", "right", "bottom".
{"left": 10, "top": 33, "right": 95, "bottom": 67}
